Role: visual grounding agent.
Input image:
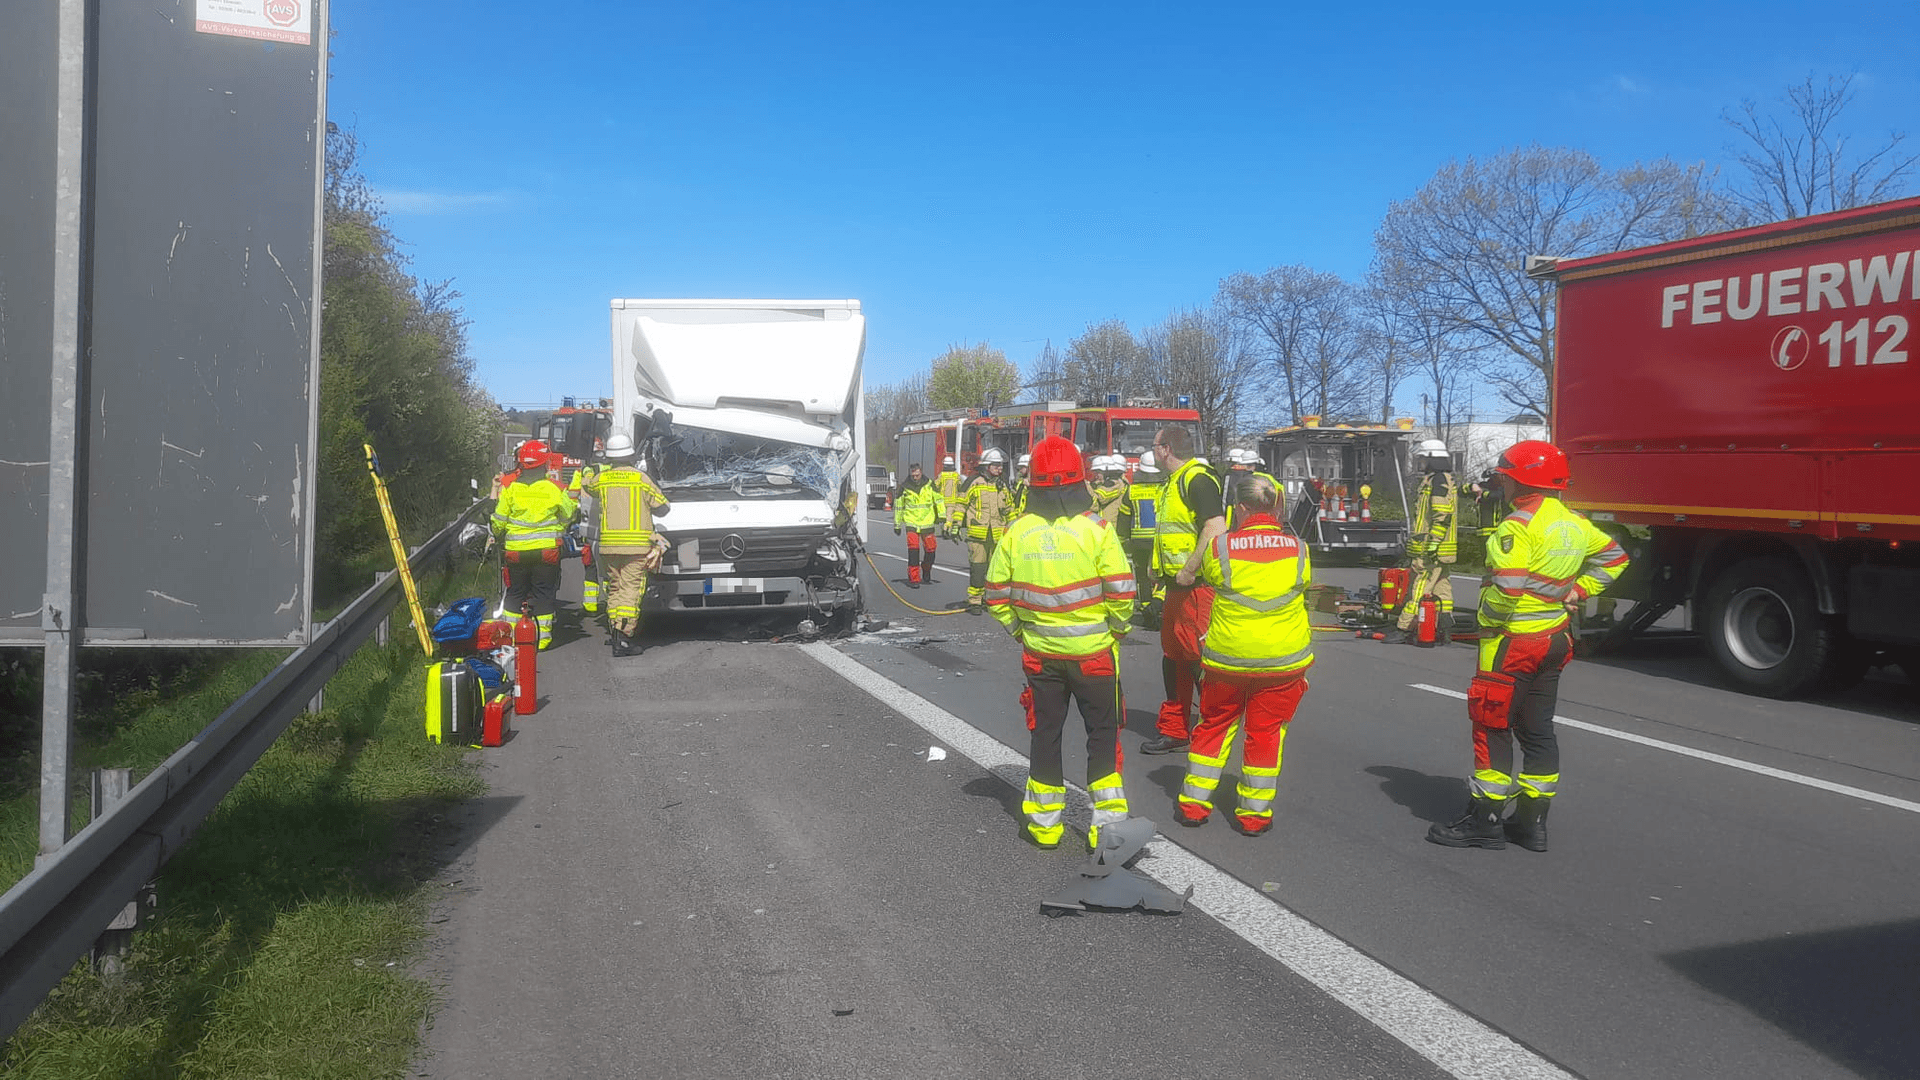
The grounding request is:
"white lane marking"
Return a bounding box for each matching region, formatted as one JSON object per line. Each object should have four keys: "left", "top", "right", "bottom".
{"left": 1410, "top": 683, "right": 1920, "bottom": 815}
{"left": 867, "top": 549, "right": 968, "bottom": 571}
{"left": 803, "top": 642, "right": 1574, "bottom": 1080}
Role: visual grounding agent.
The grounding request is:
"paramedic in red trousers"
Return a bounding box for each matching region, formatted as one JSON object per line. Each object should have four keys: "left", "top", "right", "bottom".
{"left": 1176, "top": 475, "right": 1313, "bottom": 835}
{"left": 1428, "top": 440, "right": 1629, "bottom": 852}
{"left": 891, "top": 462, "right": 945, "bottom": 588}
{"left": 1142, "top": 426, "right": 1226, "bottom": 755}
{"left": 490, "top": 440, "right": 578, "bottom": 650}
{"left": 985, "top": 436, "right": 1136, "bottom": 850}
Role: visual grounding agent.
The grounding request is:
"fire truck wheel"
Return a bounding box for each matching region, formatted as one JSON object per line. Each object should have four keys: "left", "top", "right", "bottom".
{"left": 1703, "top": 556, "right": 1840, "bottom": 699}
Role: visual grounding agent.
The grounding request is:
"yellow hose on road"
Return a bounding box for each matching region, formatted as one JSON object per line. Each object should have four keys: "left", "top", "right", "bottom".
{"left": 864, "top": 552, "right": 967, "bottom": 616}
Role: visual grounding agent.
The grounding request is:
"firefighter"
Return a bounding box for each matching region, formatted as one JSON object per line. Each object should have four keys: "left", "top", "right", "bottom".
{"left": 1011, "top": 452, "right": 1032, "bottom": 517}
{"left": 1222, "top": 448, "right": 1274, "bottom": 529}
{"left": 1177, "top": 475, "right": 1313, "bottom": 834}
{"left": 582, "top": 432, "right": 670, "bottom": 656}
{"left": 490, "top": 439, "right": 577, "bottom": 650}
{"left": 892, "top": 462, "right": 945, "bottom": 588}
{"left": 985, "top": 436, "right": 1135, "bottom": 849}
{"left": 1428, "top": 441, "right": 1629, "bottom": 852}
{"left": 962, "top": 448, "right": 1014, "bottom": 615}
{"left": 1144, "top": 427, "right": 1226, "bottom": 755}
{"left": 1089, "top": 455, "right": 1131, "bottom": 526}
{"left": 1118, "top": 452, "right": 1164, "bottom": 628}
{"left": 935, "top": 454, "right": 965, "bottom": 539}
{"left": 1387, "top": 439, "right": 1458, "bottom": 644}
{"left": 569, "top": 449, "right": 606, "bottom": 618}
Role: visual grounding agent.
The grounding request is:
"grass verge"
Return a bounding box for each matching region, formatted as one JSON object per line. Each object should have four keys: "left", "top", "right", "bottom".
{"left": 0, "top": 560, "right": 494, "bottom": 1079}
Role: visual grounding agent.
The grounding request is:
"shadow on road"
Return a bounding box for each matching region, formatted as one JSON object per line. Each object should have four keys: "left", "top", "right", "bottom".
{"left": 1664, "top": 918, "right": 1920, "bottom": 1080}
{"left": 961, "top": 772, "right": 1025, "bottom": 825}
{"left": 1578, "top": 637, "right": 1918, "bottom": 723}
{"left": 1364, "top": 765, "right": 1467, "bottom": 824}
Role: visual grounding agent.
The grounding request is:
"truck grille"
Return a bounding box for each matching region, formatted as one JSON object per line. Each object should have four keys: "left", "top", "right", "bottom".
{"left": 691, "top": 527, "right": 823, "bottom": 574}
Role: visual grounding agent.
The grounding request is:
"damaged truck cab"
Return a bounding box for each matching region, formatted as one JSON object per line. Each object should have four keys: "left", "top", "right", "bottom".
{"left": 608, "top": 299, "right": 868, "bottom": 629}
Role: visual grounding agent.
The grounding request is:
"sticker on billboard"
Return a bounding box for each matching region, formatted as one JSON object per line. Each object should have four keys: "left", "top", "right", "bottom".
{"left": 196, "top": 0, "right": 311, "bottom": 45}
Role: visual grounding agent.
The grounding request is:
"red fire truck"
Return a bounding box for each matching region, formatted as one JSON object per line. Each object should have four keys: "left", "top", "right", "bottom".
{"left": 893, "top": 400, "right": 1203, "bottom": 477}
{"left": 1541, "top": 195, "right": 1920, "bottom": 696}
{"left": 530, "top": 397, "right": 614, "bottom": 486}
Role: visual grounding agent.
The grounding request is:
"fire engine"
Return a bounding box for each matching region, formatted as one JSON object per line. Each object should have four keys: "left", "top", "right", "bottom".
{"left": 529, "top": 397, "right": 613, "bottom": 486}
{"left": 893, "top": 399, "right": 1203, "bottom": 477}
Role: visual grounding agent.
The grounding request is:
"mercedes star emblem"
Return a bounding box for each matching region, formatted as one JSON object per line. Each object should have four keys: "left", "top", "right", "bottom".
{"left": 719, "top": 533, "right": 747, "bottom": 560}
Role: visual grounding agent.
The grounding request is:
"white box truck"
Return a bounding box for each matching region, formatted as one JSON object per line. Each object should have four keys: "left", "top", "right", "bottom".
{"left": 608, "top": 299, "right": 867, "bottom": 628}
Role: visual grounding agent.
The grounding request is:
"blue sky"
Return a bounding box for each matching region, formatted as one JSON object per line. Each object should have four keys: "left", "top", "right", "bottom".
{"left": 326, "top": 0, "right": 1920, "bottom": 412}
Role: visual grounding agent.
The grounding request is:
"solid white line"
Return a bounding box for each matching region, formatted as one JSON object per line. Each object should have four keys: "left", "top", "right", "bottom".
{"left": 1409, "top": 683, "right": 1920, "bottom": 815}
{"left": 802, "top": 642, "right": 1574, "bottom": 1080}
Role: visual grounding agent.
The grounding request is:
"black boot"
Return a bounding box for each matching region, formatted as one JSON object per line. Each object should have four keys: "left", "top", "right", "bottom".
{"left": 610, "top": 629, "right": 630, "bottom": 657}
{"left": 1382, "top": 628, "right": 1410, "bottom": 645}
{"left": 1504, "top": 796, "right": 1550, "bottom": 852}
{"left": 1426, "top": 797, "right": 1508, "bottom": 849}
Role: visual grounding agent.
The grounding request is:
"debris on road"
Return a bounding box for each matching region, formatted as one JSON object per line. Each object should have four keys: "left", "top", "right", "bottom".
{"left": 924, "top": 746, "right": 948, "bottom": 763}
{"left": 1041, "top": 818, "right": 1192, "bottom": 917}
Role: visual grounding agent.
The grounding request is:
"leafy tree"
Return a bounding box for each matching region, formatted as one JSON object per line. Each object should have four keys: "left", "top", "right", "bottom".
{"left": 926, "top": 343, "right": 1019, "bottom": 410}
{"left": 1724, "top": 73, "right": 1916, "bottom": 222}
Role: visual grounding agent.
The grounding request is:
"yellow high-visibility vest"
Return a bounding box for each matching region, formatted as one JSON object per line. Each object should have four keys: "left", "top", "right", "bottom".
{"left": 963, "top": 474, "right": 1013, "bottom": 541}
{"left": 585, "top": 465, "right": 668, "bottom": 554}
{"left": 1126, "top": 479, "right": 1161, "bottom": 542}
{"left": 985, "top": 511, "right": 1136, "bottom": 659}
{"left": 1479, "top": 495, "right": 1629, "bottom": 637}
{"left": 1155, "top": 457, "right": 1216, "bottom": 575}
{"left": 1414, "top": 471, "right": 1459, "bottom": 561}
{"left": 492, "top": 476, "right": 575, "bottom": 552}
{"left": 893, "top": 479, "right": 945, "bottom": 529}
{"left": 1198, "top": 517, "right": 1313, "bottom": 675}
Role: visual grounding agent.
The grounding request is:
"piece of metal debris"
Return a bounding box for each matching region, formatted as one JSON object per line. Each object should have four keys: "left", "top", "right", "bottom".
{"left": 1040, "top": 817, "right": 1191, "bottom": 917}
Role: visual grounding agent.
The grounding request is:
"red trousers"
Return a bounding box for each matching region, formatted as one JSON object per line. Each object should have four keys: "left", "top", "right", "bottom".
{"left": 1157, "top": 584, "right": 1214, "bottom": 737}
{"left": 1182, "top": 668, "right": 1309, "bottom": 823}
{"left": 904, "top": 528, "right": 937, "bottom": 583}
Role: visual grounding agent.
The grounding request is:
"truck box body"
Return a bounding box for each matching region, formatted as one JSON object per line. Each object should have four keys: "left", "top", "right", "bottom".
{"left": 608, "top": 299, "right": 866, "bottom": 623}
{"left": 1555, "top": 197, "right": 1920, "bottom": 543}
{"left": 1548, "top": 198, "right": 1920, "bottom": 695}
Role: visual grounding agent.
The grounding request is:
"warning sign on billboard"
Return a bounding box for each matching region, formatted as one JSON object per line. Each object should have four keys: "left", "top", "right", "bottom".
{"left": 197, "top": 0, "right": 311, "bottom": 45}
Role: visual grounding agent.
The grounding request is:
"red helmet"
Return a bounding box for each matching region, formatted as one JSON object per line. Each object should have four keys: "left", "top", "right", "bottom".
{"left": 515, "top": 439, "right": 551, "bottom": 470}
{"left": 1027, "top": 435, "right": 1086, "bottom": 488}
{"left": 1492, "top": 440, "right": 1569, "bottom": 490}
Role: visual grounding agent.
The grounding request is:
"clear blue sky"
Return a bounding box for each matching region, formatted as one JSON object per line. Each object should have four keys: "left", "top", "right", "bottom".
{"left": 325, "top": 0, "right": 1920, "bottom": 412}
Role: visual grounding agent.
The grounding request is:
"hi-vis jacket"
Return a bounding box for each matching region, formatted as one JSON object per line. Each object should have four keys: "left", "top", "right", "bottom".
{"left": 1479, "top": 494, "right": 1629, "bottom": 636}
{"left": 1198, "top": 514, "right": 1313, "bottom": 676}
{"left": 985, "top": 512, "right": 1136, "bottom": 659}
{"left": 1123, "top": 477, "right": 1161, "bottom": 543}
{"left": 1090, "top": 481, "right": 1130, "bottom": 526}
{"left": 1224, "top": 468, "right": 1281, "bottom": 530}
{"left": 584, "top": 465, "right": 669, "bottom": 555}
{"left": 963, "top": 473, "right": 1014, "bottom": 541}
{"left": 893, "top": 477, "right": 946, "bottom": 530}
{"left": 1155, "top": 457, "right": 1216, "bottom": 575}
{"left": 1412, "top": 471, "right": 1459, "bottom": 561}
{"left": 935, "top": 470, "right": 965, "bottom": 527}
{"left": 492, "top": 476, "right": 576, "bottom": 552}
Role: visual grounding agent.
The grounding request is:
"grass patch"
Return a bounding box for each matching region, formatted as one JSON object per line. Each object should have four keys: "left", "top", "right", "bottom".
{"left": 0, "top": 560, "right": 493, "bottom": 1079}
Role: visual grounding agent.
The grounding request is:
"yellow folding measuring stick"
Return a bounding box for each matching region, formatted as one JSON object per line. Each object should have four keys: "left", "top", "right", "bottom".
{"left": 364, "top": 444, "right": 433, "bottom": 655}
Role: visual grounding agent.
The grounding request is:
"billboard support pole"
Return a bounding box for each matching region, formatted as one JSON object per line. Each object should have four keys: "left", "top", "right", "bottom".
{"left": 40, "top": 0, "right": 95, "bottom": 858}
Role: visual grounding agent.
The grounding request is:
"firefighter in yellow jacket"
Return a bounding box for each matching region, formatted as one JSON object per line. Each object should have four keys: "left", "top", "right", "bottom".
{"left": 962, "top": 448, "right": 1014, "bottom": 614}
{"left": 1176, "top": 475, "right": 1313, "bottom": 835}
{"left": 1428, "top": 441, "right": 1628, "bottom": 852}
{"left": 986, "top": 436, "right": 1135, "bottom": 849}
{"left": 891, "top": 462, "right": 945, "bottom": 588}
{"left": 490, "top": 440, "right": 577, "bottom": 650}
{"left": 1387, "top": 439, "right": 1458, "bottom": 643}
{"left": 582, "top": 433, "right": 670, "bottom": 657}
{"left": 934, "top": 455, "right": 965, "bottom": 538}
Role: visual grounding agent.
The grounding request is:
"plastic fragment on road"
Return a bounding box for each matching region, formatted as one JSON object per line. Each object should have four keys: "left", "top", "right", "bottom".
{"left": 925, "top": 746, "right": 948, "bottom": 763}
{"left": 1041, "top": 817, "right": 1191, "bottom": 917}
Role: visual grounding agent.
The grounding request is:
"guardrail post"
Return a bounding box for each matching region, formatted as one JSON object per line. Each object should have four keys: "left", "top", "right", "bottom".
{"left": 89, "top": 768, "right": 141, "bottom": 976}
{"left": 374, "top": 570, "right": 393, "bottom": 647}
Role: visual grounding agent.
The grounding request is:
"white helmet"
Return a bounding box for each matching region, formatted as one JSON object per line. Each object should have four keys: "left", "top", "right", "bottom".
{"left": 1017, "top": 453, "right": 1031, "bottom": 468}
{"left": 1415, "top": 438, "right": 1451, "bottom": 462}
{"left": 1136, "top": 448, "right": 1155, "bottom": 469}
{"left": 1135, "top": 457, "right": 1161, "bottom": 477}
{"left": 604, "top": 432, "right": 636, "bottom": 459}
{"left": 1227, "top": 448, "right": 1256, "bottom": 466}
{"left": 942, "top": 455, "right": 955, "bottom": 466}
{"left": 980, "top": 448, "right": 1007, "bottom": 466}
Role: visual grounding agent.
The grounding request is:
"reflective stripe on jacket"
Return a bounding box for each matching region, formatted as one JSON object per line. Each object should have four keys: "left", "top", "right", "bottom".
{"left": 985, "top": 511, "right": 1136, "bottom": 659}
{"left": 492, "top": 476, "right": 575, "bottom": 551}
{"left": 1155, "top": 457, "right": 1216, "bottom": 574}
{"left": 585, "top": 465, "right": 668, "bottom": 553}
{"left": 893, "top": 478, "right": 945, "bottom": 529}
{"left": 1090, "top": 483, "right": 1129, "bottom": 526}
{"left": 935, "top": 470, "right": 964, "bottom": 524}
{"left": 1414, "top": 471, "right": 1459, "bottom": 561}
{"left": 1126, "top": 481, "right": 1160, "bottom": 542}
{"left": 964, "top": 474, "right": 1013, "bottom": 541}
{"left": 1198, "top": 515, "right": 1313, "bottom": 675}
{"left": 1479, "top": 495, "right": 1629, "bottom": 636}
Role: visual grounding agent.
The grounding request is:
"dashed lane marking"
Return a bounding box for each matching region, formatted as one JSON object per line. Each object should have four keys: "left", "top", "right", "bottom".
{"left": 1410, "top": 683, "right": 1920, "bottom": 815}
{"left": 801, "top": 641, "right": 1575, "bottom": 1080}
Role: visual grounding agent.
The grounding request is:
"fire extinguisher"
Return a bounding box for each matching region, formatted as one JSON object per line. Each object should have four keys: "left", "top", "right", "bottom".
{"left": 513, "top": 610, "right": 539, "bottom": 715}
{"left": 1415, "top": 596, "right": 1439, "bottom": 647}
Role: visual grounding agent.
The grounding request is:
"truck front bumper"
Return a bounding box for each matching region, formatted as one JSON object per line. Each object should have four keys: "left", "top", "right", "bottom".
{"left": 646, "top": 573, "right": 860, "bottom": 614}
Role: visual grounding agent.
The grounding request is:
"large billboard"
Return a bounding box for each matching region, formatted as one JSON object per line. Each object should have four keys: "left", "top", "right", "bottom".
{"left": 0, "top": 1, "right": 326, "bottom": 646}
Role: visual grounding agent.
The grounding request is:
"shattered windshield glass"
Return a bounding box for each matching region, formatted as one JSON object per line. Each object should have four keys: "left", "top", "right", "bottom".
{"left": 651, "top": 425, "right": 853, "bottom": 502}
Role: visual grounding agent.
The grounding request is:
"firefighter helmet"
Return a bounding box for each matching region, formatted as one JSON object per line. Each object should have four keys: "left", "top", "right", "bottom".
{"left": 603, "top": 433, "right": 635, "bottom": 459}
{"left": 1017, "top": 453, "right": 1032, "bottom": 469}
{"left": 979, "top": 447, "right": 1007, "bottom": 467}
{"left": 1493, "top": 440, "right": 1570, "bottom": 490}
{"left": 1415, "top": 438, "right": 1451, "bottom": 463}
{"left": 943, "top": 455, "right": 955, "bottom": 466}
{"left": 515, "top": 439, "right": 550, "bottom": 469}
{"left": 1028, "top": 436, "right": 1085, "bottom": 488}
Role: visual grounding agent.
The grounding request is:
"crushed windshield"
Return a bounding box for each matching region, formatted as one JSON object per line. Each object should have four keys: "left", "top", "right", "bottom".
{"left": 651, "top": 426, "right": 853, "bottom": 502}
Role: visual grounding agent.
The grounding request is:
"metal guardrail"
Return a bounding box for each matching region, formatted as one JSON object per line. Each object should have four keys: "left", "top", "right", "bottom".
{"left": 0, "top": 501, "right": 490, "bottom": 1039}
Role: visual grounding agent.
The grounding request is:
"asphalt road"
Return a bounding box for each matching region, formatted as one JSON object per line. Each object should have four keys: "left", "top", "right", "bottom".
{"left": 420, "top": 524, "right": 1920, "bottom": 1080}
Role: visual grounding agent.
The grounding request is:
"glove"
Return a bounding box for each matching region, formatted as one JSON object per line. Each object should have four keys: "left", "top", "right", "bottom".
{"left": 893, "top": 525, "right": 902, "bottom": 536}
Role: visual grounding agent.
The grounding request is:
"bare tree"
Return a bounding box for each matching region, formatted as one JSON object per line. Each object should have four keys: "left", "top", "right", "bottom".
{"left": 1061, "top": 319, "right": 1151, "bottom": 403}
{"left": 1024, "top": 340, "right": 1068, "bottom": 400}
{"left": 1298, "top": 279, "right": 1373, "bottom": 422}
{"left": 1357, "top": 271, "right": 1416, "bottom": 424}
{"left": 1142, "top": 307, "right": 1262, "bottom": 459}
{"left": 1373, "top": 145, "right": 1731, "bottom": 420}
{"left": 1724, "top": 72, "right": 1917, "bottom": 222}
{"left": 862, "top": 369, "right": 929, "bottom": 456}
{"left": 1217, "top": 265, "right": 1347, "bottom": 424}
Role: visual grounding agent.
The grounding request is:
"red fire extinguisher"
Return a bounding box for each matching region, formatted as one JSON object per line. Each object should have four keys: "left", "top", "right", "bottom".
{"left": 513, "top": 611, "right": 539, "bottom": 715}
{"left": 1414, "top": 596, "right": 1439, "bottom": 647}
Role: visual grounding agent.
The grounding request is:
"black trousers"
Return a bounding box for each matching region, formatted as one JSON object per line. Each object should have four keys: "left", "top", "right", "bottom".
{"left": 1025, "top": 652, "right": 1123, "bottom": 790}
{"left": 504, "top": 555, "right": 562, "bottom": 619}
{"left": 1479, "top": 630, "right": 1572, "bottom": 785}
